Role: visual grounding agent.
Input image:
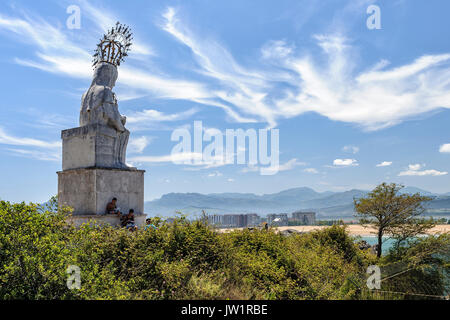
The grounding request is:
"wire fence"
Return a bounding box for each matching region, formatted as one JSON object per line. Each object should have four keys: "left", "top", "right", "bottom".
{"left": 360, "top": 288, "right": 448, "bottom": 300}
{"left": 356, "top": 260, "right": 449, "bottom": 300}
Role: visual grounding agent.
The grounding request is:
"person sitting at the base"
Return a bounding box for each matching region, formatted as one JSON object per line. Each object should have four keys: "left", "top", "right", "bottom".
{"left": 121, "top": 209, "right": 136, "bottom": 230}
{"left": 105, "top": 197, "right": 121, "bottom": 216}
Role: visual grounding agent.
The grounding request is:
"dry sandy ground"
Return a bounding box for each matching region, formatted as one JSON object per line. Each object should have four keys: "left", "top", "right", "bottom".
{"left": 220, "top": 224, "right": 450, "bottom": 236}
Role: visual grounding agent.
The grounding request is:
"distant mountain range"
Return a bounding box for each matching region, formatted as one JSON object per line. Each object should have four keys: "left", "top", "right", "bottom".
{"left": 145, "top": 186, "right": 450, "bottom": 218}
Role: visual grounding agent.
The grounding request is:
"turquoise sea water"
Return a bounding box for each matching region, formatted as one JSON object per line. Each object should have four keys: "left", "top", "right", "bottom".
{"left": 357, "top": 236, "right": 431, "bottom": 254}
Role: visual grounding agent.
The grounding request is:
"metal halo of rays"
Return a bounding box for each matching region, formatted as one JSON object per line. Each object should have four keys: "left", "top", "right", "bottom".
{"left": 92, "top": 21, "right": 133, "bottom": 68}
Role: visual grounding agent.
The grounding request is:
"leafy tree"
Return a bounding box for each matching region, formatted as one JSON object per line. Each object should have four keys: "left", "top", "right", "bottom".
{"left": 354, "top": 183, "right": 434, "bottom": 258}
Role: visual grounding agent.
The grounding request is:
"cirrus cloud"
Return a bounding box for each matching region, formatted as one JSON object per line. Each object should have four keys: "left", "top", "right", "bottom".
{"left": 3, "top": 5, "right": 450, "bottom": 130}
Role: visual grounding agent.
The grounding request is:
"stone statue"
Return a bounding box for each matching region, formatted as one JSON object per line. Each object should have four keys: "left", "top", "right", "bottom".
{"left": 80, "top": 62, "right": 129, "bottom": 168}
{"left": 58, "top": 22, "right": 145, "bottom": 223}
{"left": 76, "top": 21, "right": 134, "bottom": 169}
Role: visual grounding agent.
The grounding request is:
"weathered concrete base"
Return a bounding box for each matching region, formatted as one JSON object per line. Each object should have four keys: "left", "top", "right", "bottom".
{"left": 58, "top": 167, "right": 145, "bottom": 216}
{"left": 62, "top": 124, "right": 133, "bottom": 171}
{"left": 66, "top": 213, "right": 147, "bottom": 228}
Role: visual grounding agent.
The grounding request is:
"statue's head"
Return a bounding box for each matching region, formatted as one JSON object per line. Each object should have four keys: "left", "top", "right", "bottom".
{"left": 90, "top": 22, "right": 133, "bottom": 88}
{"left": 92, "top": 62, "right": 118, "bottom": 87}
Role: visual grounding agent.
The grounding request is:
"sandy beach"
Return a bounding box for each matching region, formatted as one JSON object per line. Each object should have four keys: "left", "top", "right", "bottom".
{"left": 220, "top": 224, "right": 450, "bottom": 236}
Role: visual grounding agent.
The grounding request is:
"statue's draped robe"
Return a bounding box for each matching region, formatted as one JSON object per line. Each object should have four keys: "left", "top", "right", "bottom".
{"left": 79, "top": 63, "right": 130, "bottom": 168}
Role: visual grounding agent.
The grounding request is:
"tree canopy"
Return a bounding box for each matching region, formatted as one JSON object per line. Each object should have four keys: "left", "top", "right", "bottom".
{"left": 354, "top": 183, "right": 434, "bottom": 257}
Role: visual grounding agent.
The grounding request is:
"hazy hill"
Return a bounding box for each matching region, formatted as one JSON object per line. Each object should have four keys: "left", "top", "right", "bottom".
{"left": 299, "top": 189, "right": 368, "bottom": 209}
{"left": 145, "top": 186, "right": 450, "bottom": 218}
{"left": 400, "top": 187, "right": 438, "bottom": 197}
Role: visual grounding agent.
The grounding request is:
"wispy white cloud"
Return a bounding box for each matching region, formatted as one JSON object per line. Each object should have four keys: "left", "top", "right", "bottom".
{"left": 73, "top": 0, "right": 155, "bottom": 57}
{"left": 129, "top": 152, "right": 201, "bottom": 164}
{"left": 274, "top": 158, "right": 307, "bottom": 171}
{"left": 333, "top": 158, "right": 358, "bottom": 167}
{"left": 161, "top": 8, "right": 450, "bottom": 130}
{"left": 0, "top": 127, "right": 60, "bottom": 149}
{"left": 342, "top": 145, "right": 359, "bottom": 154}
{"left": 261, "top": 40, "right": 294, "bottom": 60}
{"left": 439, "top": 143, "right": 450, "bottom": 153}
{"left": 242, "top": 158, "right": 306, "bottom": 175}
{"left": 127, "top": 108, "right": 198, "bottom": 124}
{"left": 0, "top": 6, "right": 209, "bottom": 105}
{"left": 3, "top": 4, "right": 450, "bottom": 131}
{"left": 0, "top": 13, "right": 89, "bottom": 56}
{"left": 277, "top": 40, "right": 450, "bottom": 130}
{"left": 129, "top": 152, "right": 226, "bottom": 170}
{"left": 161, "top": 7, "right": 276, "bottom": 125}
{"left": 376, "top": 161, "right": 392, "bottom": 167}
{"left": 408, "top": 164, "right": 422, "bottom": 171}
{"left": 6, "top": 148, "right": 60, "bottom": 162}
{"left": 303, "top": 168, "right": 319, "bottom": 174}
{"left": 128, "top": 136, "right": 153, "bottom": 154}
{"left": 0, "top": 127, "right": 60, "bottom": 161}
{"left": 398, "top": 164, "right": 448, "bottom": 176}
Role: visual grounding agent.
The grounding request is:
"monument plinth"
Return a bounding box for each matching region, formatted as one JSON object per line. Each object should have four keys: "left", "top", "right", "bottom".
{"left": 58, "top": 167, "right": 144, "bottom": 214}
{"left": 61, "top": 124, "right": 133, "bottom": 171}
{"left": 57, "top": 22, "right": 146, "bottom": 227}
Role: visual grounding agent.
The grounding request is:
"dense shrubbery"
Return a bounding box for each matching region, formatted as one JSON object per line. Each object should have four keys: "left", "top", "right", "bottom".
{"left": 0, "top": 200, "right": 448, "bottom": 300}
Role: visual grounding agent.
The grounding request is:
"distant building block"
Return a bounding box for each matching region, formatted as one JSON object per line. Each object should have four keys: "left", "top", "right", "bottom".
{"left": 291, "top": 211, "right": 316, "bottom": 225}
{"left": 246, "top": 213, "right": 260, "bottom": 227}
{"left": 207, "top": 214, "right": 224, "bottom": 226}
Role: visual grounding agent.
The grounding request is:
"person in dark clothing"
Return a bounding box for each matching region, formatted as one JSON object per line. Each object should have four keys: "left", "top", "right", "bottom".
{"left": 121, "top": 209, "right": 137, "bottom": 230}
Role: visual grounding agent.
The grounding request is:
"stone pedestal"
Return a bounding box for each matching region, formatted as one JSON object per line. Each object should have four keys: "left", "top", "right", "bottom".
{"left": 58, "top": 122, "right": 146, "bottom": 227}
{"left": 58, "top": 167, "right": 145, "bottom": 217}
{"left": 62, "top": 124, "right": 131, "bottom": 171}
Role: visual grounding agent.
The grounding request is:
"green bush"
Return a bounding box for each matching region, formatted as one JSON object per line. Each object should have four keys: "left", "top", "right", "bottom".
{"left": 0, "top": 200, "right": 76, "bottom": 299}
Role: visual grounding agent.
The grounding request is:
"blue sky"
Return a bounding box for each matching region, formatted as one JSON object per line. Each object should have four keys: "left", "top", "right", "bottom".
{"left": 0, "top": 0, "right": 449, "bottom": 203}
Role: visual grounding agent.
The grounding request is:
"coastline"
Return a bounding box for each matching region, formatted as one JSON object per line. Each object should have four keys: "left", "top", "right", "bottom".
{"left": 220, "top": 224, "right": 450, "bottom": 236}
